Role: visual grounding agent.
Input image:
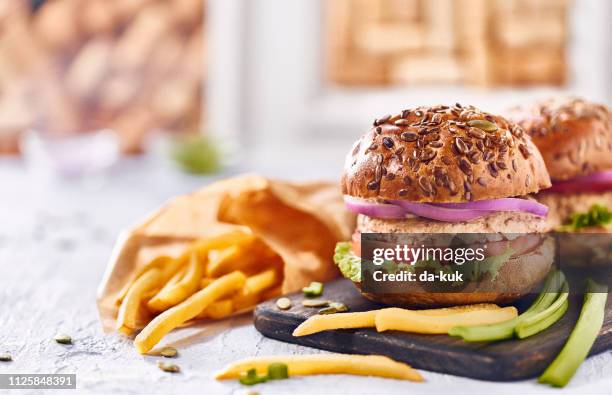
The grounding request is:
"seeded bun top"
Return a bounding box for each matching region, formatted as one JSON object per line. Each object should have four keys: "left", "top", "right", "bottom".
{"left": 507, "top": 97, "right": 612, "bottom": 181}
{"left": 342, "top": 104, "right": 551, "bottom": 203}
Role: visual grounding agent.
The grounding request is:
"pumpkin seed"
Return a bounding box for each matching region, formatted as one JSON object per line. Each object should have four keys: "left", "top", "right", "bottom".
{"left": 0, "top": 353, "right": 12, "bottom": 362}
{"left": 467, "top": 119, "right": 498, "bottom": 132}
{"left": 301, "top": 299, "right": 329, "bottom": 308}
{"left": 157, "top": 361, "right": 180, "bottom": 373}
{"left": 54, "top": 334, "right": 72, "bottom": 345}
{"left": 276, "top": 297, "right": 292, "bottom": 310}
{"left": 160, "top": 347, "right": 178, "bottom": 358}
{"left": 318, "top": 302, "right": 349, "bottom": 315}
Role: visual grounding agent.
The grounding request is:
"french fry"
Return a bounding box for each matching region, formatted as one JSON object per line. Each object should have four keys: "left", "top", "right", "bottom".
{"left": 200, "top": 277, "right": 215, "bottom": 289}
{"left": 206, "top": 245, "right": 241, "bottom": 277}
{"left": 160, "top": 265, "right": 187, "bottom": 291}
{"left": 206, "top": 239, "right": 276, "bottom": 277}
{"left": 228, "top": 268, "right": 280, "bottom": 312}
{"left": 199, "top": 299, "right": 234, "bottom": 319}
{"left": 414, "top": 303, "right": 502, "bottom": 316}
{"left": 376, "top": 307, "right": 518, "bottom": 334}
{"left": 214, "top": 354, "right": 423, "bottom": 382}
{"left": 231, "top": 291, "right": 260, "bottom": 311}
{"left": 245, "top": 268, "right": 279, "bottom": 294}
{"left": 116, "top": 268, "right": 163, "bottom": 331}
{"left": 134, "top": 271, "right": 247, "bottom": 354}
{"left": 292, "top": 304, "right": 503, "bottom": 336}
{"left": 115, "top": 256, "right": 176, "bottom": 304}
{"left": 293, "top": 311, "right": 377, "bottom": 337}
{"left": 194, "top": 230, "right": 255, "bottom": 259}
{"left": 147, "top": 252, "right": 203, "bottom": 312}
{"left": 118, "top": 325, "right": 135, "bottom": 336}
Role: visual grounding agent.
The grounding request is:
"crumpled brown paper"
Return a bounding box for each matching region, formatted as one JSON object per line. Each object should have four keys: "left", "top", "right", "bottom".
{"left": 96, "top": 174, "right": 355, "bottom": 332}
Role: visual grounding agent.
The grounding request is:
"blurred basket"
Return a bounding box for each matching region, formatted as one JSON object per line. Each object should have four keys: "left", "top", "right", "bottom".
{"left": 0, "top": 0, "right": 206, "bottom": 154}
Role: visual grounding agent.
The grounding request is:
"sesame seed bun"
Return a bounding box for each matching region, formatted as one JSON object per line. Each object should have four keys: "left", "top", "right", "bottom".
{"left": 507, "top": 97, "right": 612, "bottom": 181}
{"left": 342, "top": 104, "right": 551, "bottom": 203}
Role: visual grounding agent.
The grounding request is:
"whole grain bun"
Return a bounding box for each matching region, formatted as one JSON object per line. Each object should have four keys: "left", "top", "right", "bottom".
{"left": 507, "top": 97, "right": 612, "bottom": 181}
{"left": 342, "top": 104, "right": 551, "bottom": 203}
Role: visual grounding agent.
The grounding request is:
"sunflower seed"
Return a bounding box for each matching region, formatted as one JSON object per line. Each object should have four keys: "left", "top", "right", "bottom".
{"left": 0, "top": 353, "right": 12, "bottom": 362}
{"left": 418, "top": 176, "right": 433, "bottom": 195}
{"left": 454, "top": 137, "right": 468, "bottom": 154}
{"left": 468, "top": 151, "right": 481, "bottom": 164}
{"left": 468, "top": 127, "right": 486, "bottom": 139}
{"left": 420, "top": 148, "right": 436, "bottom": 162}
{"left": 458, "top": 158, "right": 472, "bottom": 175}
{"left": 488, "top": 163, "right": 499, "bottom": 177}
{"left": 400, "top": 132, "right": 418, "bottom": 142}
{"left": 519, "top": 144, "right": 531, "bottom": 158}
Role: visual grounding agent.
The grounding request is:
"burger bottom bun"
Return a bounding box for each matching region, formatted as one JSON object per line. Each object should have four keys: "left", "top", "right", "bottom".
{"left": 355, "top": 237, "right": 555, "bottom": 308}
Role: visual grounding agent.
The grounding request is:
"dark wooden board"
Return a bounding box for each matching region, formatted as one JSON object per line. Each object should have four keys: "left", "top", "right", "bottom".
{"left": 254, "top": 279, "right": 612, "bottom": 381}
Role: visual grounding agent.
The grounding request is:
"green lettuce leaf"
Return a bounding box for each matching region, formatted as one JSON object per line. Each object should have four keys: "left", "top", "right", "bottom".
{"left": 333, "top": 241, "right": 514, "bottom": 285}
{"left": 560, "top": 204, "right": 612, "bottom": 231}
{"left": 333, "top": 242, "right": 361, "bottom": 282}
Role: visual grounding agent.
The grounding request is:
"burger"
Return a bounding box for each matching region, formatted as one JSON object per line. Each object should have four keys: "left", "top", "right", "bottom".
{"left": 334, "top": 104, "right": 554, "bottom": 307}
{"left": 508, "top": 97, "right": 612, "bottom": 231}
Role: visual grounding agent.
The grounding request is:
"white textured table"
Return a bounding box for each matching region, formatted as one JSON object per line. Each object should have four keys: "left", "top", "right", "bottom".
{"left": 1, "top": 149, "right": 611, "bottom": 395}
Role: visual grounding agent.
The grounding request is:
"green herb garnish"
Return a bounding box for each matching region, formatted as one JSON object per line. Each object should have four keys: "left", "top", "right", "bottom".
{"left": 239, "top": 363, "right": 290, "bottom": 385}
{"left": 561, "top": 204, "right": 612, "bottom": 231}
{"left": 302, "top": 282, "right": 323, "bottom": 297}
{"left": 267, "top": 363, "right": 289, "bottom": 380}
{"left": 239, "top": 368, "right": 267, "bottom": 385}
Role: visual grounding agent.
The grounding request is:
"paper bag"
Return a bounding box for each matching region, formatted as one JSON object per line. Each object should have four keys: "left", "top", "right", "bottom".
{"left": 97, "top": 174, "right": 355, "bottom": 331}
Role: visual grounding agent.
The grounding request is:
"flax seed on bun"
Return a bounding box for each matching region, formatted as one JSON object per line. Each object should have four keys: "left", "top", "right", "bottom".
{"left": 507, "top": 97, "right": 611, "bottom": 181}
{"left": 342, "top": 104, "right": 551, "bottom": 203}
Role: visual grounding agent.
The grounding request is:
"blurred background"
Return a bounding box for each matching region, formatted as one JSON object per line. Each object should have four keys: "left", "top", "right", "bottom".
{"left": 0, "top": 0, "right": 610, "bottom": 179}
